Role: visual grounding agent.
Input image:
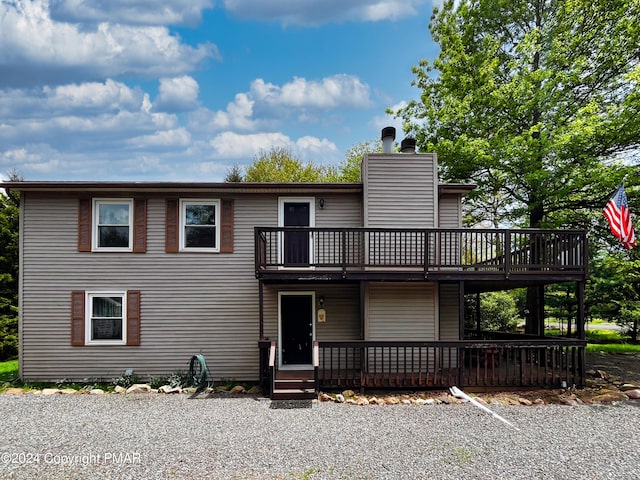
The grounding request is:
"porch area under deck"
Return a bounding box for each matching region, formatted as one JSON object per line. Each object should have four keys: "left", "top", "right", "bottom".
{"left": 259, "top": 337, "right": 586, "bottom": 396}
{"left": 256, "top": 226, "right": 588, "bottom": 398}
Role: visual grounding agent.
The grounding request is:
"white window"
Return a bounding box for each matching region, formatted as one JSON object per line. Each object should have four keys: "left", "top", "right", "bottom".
{"left": 180, "top": 199, "right": 220, "bottom": 252}
{"left": 93, "top": 199, "right": 133, "bottom": 251}
{"left": 86, "top": 292, "right": 127, "bottom": 345}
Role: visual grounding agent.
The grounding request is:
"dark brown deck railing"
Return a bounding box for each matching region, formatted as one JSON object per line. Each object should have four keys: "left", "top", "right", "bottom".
{"left": 316, "top": 340, "right": 586, "bottom": 389}
{"left": 255, "top": 227, "right": 587, "bottom": 277}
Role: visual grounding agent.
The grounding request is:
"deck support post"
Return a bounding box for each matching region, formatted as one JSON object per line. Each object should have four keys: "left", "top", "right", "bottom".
{"left": 258, "top": 280, "right": 264, "bottom": 340}
{"left": 576, "top": 281, "right": 585, "bottom": 340}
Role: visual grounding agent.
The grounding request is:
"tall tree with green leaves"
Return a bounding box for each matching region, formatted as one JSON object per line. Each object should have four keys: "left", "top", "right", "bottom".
{"left": 0, "top": 178, "right": 20, "bottom": 360}
{"left": 395, "top": 0, "right": 640, "bottom": 332}
{"left": 396, "top": 0, "right": 640, "bottom": 229}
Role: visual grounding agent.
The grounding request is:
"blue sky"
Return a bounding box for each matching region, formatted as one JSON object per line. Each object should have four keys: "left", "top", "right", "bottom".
{"left": 0, "top": 0, "right": 440, "bottom": 181}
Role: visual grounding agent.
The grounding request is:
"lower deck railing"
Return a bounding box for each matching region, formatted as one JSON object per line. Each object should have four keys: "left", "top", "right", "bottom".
{"left": 259, "top": 339, "right": 586, "bottom": 393}
{"left": 316, "top": 340, "right": 585, "bottom": 389}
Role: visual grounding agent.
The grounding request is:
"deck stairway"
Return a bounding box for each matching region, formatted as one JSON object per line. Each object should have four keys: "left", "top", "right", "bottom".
{"left": 272, "top": 369, "right": 317, "bottom": 400}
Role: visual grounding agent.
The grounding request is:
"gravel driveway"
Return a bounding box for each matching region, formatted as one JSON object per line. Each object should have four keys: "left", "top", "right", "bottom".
{"left": 1, "top": 394, "right": 639, "bottom": 479}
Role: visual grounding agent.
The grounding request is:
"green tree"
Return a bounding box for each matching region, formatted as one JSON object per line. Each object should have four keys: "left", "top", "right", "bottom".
{"left": 588, "top": 251, "right": 640, "bottom": 342}
{"left": 396, "top": 0, "right": 640, "bottom": 229}
{"left": 224, "top": 164, "right": 244, "bottom": 182}
{"left": 244, "top": 147, "right": 330, "bottom": 182}
{"left": 0, "top": 177, "right": 20, "bottom": 360}
{"left": 336, "top": 139, "right": 384, "bottom": 182}
{"left": 465, "top": 291, "right": 522, "bottom": 332}
{"left": 396, "top": 0, "right": 640, "bottom": 332}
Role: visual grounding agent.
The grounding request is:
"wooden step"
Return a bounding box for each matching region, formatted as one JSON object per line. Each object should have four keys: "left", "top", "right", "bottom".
{"left": 274, "top": 379, "right": 316, "bottom": 390}
{"left": 272, "top": 388, "right": 317, "bottom": 400}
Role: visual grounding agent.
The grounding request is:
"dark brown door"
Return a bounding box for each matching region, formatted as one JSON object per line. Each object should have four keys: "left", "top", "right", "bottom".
{"left": 283, "top": 202, "right": 310, "bottom": 266}
{"left": 281, "top": 294, "right": 313, "bottom": 365}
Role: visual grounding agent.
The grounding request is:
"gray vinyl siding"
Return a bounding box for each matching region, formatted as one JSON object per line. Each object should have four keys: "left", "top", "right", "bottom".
{"left": 438, "top": 193, "right": 462, "bottom": 228}
{"left": 439, "top": 283, "right": 460, "bottom": 341}
{"left": 262, "top": 284, "right": 361, "bottom": 342}
{"left": 362, "top": 153, "right": 437, "bottom": 228}
{"left": 19, "top": 191, "right": 361, "bottom": 381}
{"left": 365, "top": 283, "right": 436, "bottom": 340}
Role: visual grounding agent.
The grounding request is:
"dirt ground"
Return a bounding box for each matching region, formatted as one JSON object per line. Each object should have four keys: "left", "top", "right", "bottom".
{"left": 586, "top": 350, "right": 640, "bottom": 385}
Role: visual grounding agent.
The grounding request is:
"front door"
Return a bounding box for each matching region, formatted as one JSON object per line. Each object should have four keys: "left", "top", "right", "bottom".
{"left": 280, "top": 198, "right": 313, "bottom": 267}
{"left": 280, "top": 293, "right": 314, "bottom": 367}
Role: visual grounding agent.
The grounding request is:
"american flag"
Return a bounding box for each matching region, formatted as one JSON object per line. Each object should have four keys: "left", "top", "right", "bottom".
{"left": 603, "top": 183, "right": 636, "bottom": 250}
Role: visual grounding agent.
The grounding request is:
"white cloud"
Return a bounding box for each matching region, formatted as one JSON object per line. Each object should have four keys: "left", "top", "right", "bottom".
{"left": 49, "top": 0, "right": 214, "bottom": 26}
{"left": 0, "top": 0, "right": 218, "bottom": 87}
{"left": 154, "top": 76, "right": 200, "bottom": 112}
{"left": 252, "top": 75, "right": 372, "bottom": 110}
{"left": 208, "top": 131, "right": 339, "bottom": 162}
{"left": 0, "top": 81, "right": 180, "bottom": 154}
{"left": 189, "top": 75, "right": 373, "bottom": 135}
{"left": 128, "top": 128, "right": 192, "bottom": 149}
{"left": 223, "top": 0, "right": 428, "bottom": 25}
{"left": 43, "top": 79, "right": 144, "bottom": 113}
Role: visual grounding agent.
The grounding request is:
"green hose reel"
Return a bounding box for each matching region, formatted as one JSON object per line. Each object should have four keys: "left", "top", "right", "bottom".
{"left": 188, "top": 353, "right": 211, "bottom": 399}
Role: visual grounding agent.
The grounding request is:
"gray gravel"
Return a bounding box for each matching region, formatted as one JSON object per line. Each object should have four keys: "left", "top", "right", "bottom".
{"left": 1, "top": 394, "right": 639, "bottom": 479}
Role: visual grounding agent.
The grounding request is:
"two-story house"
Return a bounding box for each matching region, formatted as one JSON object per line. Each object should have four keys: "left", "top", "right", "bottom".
{"left": 4, "top": 128, "right": 588, "bottom": 399}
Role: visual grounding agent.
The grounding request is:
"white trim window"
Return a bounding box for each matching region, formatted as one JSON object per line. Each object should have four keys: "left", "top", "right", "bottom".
{"left": 86, "top": 292, "right": 127, "bottom": 345}
{"left": 180, "top": 199, "right": 220, "bottom": 252}
{"left": 93, "top": 199, "right": 133, "bottom": 251}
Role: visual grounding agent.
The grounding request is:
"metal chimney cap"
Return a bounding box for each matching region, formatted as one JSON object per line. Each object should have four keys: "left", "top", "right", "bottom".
{"left": 381, "top": 126, "right": 396, "bottom": 141}
{"left": 400, "top": 137, "right": 416, "bottom": 153}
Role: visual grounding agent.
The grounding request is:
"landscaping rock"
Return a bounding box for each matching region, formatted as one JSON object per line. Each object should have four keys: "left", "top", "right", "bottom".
{"left": 624, "top": 389, "right": 640, "bottom": 399}
{"left": 518, "top": 398, "right": 533, "bottom": 406}
{"left": 356, "top": 397, "right": 369, "bottom": 406}
{"left": 319, "top": 393, "right": 333, "bottom": 402}
{"left": 89, "top": 389, "right": 105, "bottom": 395}
{"left": 125, "top": 384, "right": 151, "bottom": 394}
{"left": 60, "top": 388, "right": 78, "bottom": 394}
{"left": 335, "top": 393, "right": 345, "bottom": 403}
{"left": 590, "top": 391, "right": 628, "bottom": 403}
{"left": 158, "top": 385, "right": 182, "bottom": 394}
{"left": 4, "top": 388, "right": 25, "bottom": 394}
{"left": 386, "top": 396, "right": 399, "bottom": 405}
{"left": 114, "top": 386, "right": 127, "bottom": 394}
{"left": 620, "top": 384, "right": 640, "bottom": 391}
{"left": 246, "top": 386, "right": 261, "bottom": 395}
{"left": 342, "top": 390, "right": 355, "bottom": 398}
{"left": 229, "top": 385, "right": 246, "bottom": 394}
{"left": 42, "top": 388, "right": 62, "bottom": 395}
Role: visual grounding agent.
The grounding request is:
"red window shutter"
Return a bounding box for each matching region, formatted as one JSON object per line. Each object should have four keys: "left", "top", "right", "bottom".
{"left": 165, "top": 199, "right": 179, "bottom": 253}
{"left": 133, "top": 198, "right": 147, "bottom": 253}
{"left": 78, "top": 198, "right": 92, "bottom": 252}
{"left": 127, "top": 290, "right": 141, "bottom": 346}
{"left": 71, "top": 291, "right": 85, "bottom": 346}
{"left": 220, "top": 199, "right": 234, "bottom": 253}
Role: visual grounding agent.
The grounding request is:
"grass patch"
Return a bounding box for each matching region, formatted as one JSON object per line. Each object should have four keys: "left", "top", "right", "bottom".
{"left": 0, "top": 360, "right": 18, "bottom": 382}
{"left": 586, "top": 343, "right": 640, "bottom": 354}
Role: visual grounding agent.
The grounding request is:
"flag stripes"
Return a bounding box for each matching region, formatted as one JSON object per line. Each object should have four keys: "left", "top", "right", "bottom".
{"left": 603, "top": 183, "right": 636, "bottom": 250}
